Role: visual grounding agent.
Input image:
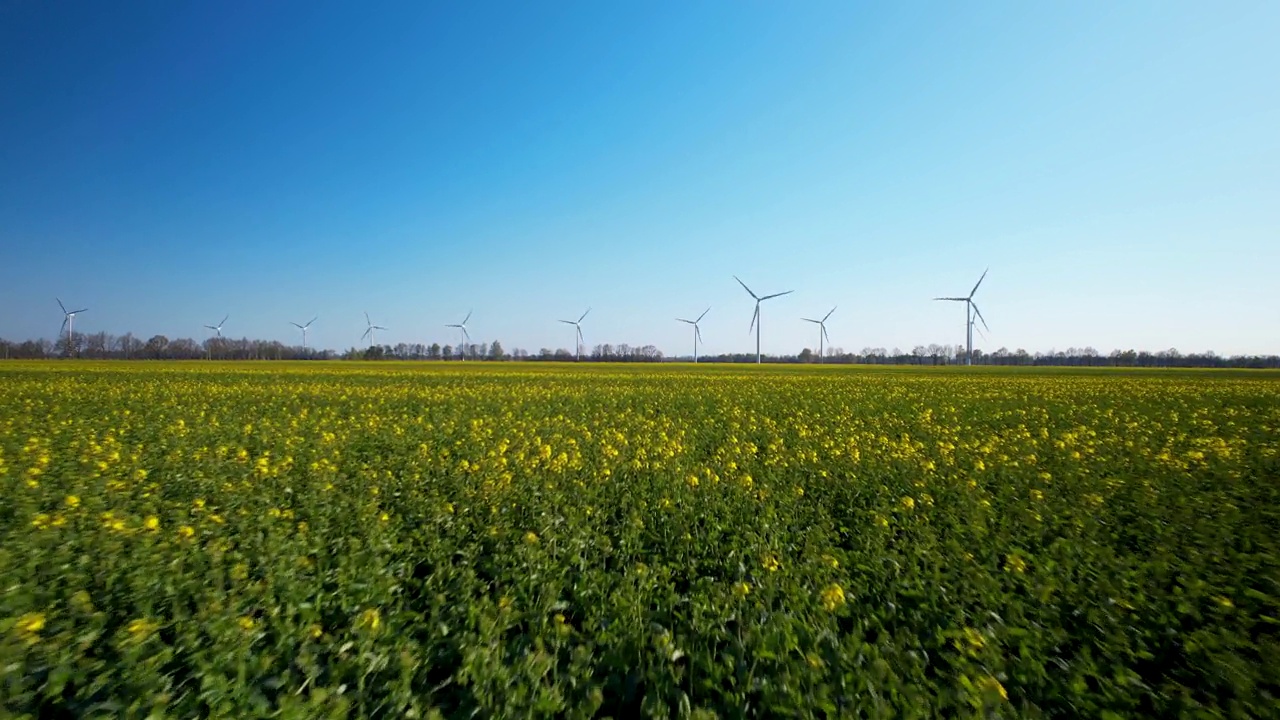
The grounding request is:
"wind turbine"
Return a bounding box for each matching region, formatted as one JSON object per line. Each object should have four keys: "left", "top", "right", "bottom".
{"left": 204, "top": 314, "right": 228, "bottom": 338}
{"left": 934, "top": 268, "right": 989, "bottom": 366}
{"left": 57, "top": 298, "right": 88, "bottom": 356}
{"left": 446, "top": 310, "right": 472, "bottom": 360}
{"left": 558, "top": 308, "right": 590, "bottom": 361}
{"left": 362, "top": 312, "right": 386, "bottom": 348}
{"left": 734, "top": 276, "right": 792, "bottom": 364}
{"left": 290, "top": 316, "right": 317, "bottom": 349}
{"left": 802, "top": 306, "right": 837, "bottom": 363}
{"left": 677, "top": 307, "right": 710, "bottom": 363}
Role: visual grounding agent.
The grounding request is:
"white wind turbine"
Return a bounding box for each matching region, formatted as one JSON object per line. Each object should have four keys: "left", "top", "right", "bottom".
{"left": 934, "top": 268, "right": 989, "bottom": 366}
{"left": 290, "top": 316, "right": 317, "bottom": 349}
{"left": 734, "top": 276, "right": 792, "bottom": 364}
{"left": 57, "top": 298, "right": 88, "bottom": 356}
{"left": 204, "top": 314, "right": 228, "bottom": 338}
{"left": 558, "top": 308, "right": 590, "bottom": 361}
{"left": 802, "top": 306, "right": 836, "bottom": 363}
{"left": 362, "top": 312, "right": 386, "bottom": 348}
{"left": 676, "top": 307, "right": 710, "bottom": 363}
{"left": 446, "top": 310, "right": 472, "bottom": 360}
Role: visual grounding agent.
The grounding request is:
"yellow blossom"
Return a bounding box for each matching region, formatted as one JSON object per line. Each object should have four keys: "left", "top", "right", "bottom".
{"left": 820, "top": 583, "right": 846, "bottom": 611}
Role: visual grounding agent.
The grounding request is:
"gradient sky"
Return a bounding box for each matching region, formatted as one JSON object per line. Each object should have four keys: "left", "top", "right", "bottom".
{"left": 2, "top": 1, "right": 1278, "bottom": 357}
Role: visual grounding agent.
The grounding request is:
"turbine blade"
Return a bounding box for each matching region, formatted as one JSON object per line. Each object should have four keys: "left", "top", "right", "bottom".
{"left": 733, "top": 275, "right": 759, "bottom": 300}
{"left": 969, "top": 267, "right": 989, "bottom": 298}
{"left": 970, "top": 301, "right": 989, "bottom": 332}
{"left": 677, "top": 318, "right": 693, "bottom": 324}
{"left": 934, "top": 297, "right": 967, "bottom": 302}
{"left": 60, "top": 317, "right": 68, "bottom": 333}
{"left": 463, "top": 327, "right": 470, "bottom": 341}
{"left": 579, "top": 307, "right": 591, "bottom": 323}
{"left": 823, "top": 306, "right": 836, "bottom": 322}
{"left": 559, "top": 319, "right": 574, "bottom": 325}
{"left": 822, "top": 325, "right": 830, "bottom": 343}
{"left": 802, "top": 318, "right": 820, "bottom": 324}
{"left": 220, "top": 315, "right": 228, "bottom": 327}
{"left": 361, "top": 328, "right": 371, "bottom": 340}
{"left": 697, "top": 307, "right": 710, "bottom": 322}
{"left": 291, "top": 322, "right": 303, "bottom": 329}
{"left": 463, "top": 310, "right": 472, "bottom": 325}
{"left": 695, "top": 324, "right": 703, "bottom": 342}
{"left": 749, "top": 304, "right": 759, "bottom": 334}
{"left": 760, "top": 290, "right": 793, "bottom": 301}
{"left": 365, "top": 311, "right": 372, "bottom": 326}
{"left": 308, "top": 316, "right": 317, "bottom": 327}
{"left": 57, "top": 298, "right": 67, "bottom": 313}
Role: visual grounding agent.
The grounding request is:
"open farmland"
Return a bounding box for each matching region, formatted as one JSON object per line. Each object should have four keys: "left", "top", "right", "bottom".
{"left": 2, "top": 362, "right": 1279, "bottom": 718}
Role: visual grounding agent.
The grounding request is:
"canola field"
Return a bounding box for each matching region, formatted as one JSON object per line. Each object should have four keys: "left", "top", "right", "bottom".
{"left": 2, "top": 361, "right": 1279, "bottom": 718}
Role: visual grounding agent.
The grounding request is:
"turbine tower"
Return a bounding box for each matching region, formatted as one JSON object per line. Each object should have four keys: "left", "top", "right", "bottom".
{"left": 446, "top": 310, "right": 472, "bottom": 360}
{"left": 934, "top": 268, "right": 989, "bottom": 366}
{"left": 290, "top": 316, "right": 317, "bottom": 349}
{"left": 57, "top": 298, "right": 88, "bottom": 356}
{"left": 734, "top": 276, "right": 792, "bottom": 364}
{"left": 558, "top": 308, "right": 590, "bottom": 361}
{"left": 676, "top": 307, "right": 710, "bottom": 363}
{"left": 204, "top": 315, "right": 228, "bottom": 338}
{"left": 802, "top": 306, "right": 836, "bottom": 363}
{"left": 362, "top": 312, "right": 386, "bottom": 348}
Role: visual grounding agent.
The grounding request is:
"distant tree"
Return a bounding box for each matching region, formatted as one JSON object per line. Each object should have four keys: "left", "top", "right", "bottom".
{"left": 429, "top": 343, "right": 441, "bottom": 360}
{"left": 798, "top": 348, "right": 814, "bottom": 363}
{"left": 145, "top": 335, "right": 169, "bottom": 359}
{"left": 443, "top": 345, "right": 454, "bottom": 360}
{"left": 489, "top": 340, "right": 505, "bottom": 360}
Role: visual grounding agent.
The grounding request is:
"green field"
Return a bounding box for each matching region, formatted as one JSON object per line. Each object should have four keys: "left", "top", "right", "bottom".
{"left": 2, "top": 362, "right": 1279, "bottom": 717}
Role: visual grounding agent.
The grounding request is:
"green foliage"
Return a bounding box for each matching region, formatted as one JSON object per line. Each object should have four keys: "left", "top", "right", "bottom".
{"left": 1, "top": 361, "right": 1279, "bottom": 717}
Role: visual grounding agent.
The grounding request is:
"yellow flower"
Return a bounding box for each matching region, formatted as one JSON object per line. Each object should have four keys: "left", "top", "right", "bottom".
{"left": 1004, "top": 555, "right": 1027, "bottom": 574}
{"left": 762, "top": 554, "right": 781, "bottom": 572}
{"left": 523, "top": 531, "right": 539, "bottom": 546}
{"left": 126, "top": 618, "right": 160, "bottom": 641}
{"left": 900, "top": 496, "right": 915, "bottom": 510}
{"left": 143, "top": 516, "right": 160, "bottom": 532}
{"left": 238, "top": 616, "right": 257, "bottom": 632}
{"left": 178, "top": 525, "right": 195, "bottom": 539}
{"left": 1214, "top": 595, "right": 1234, "bottom": 609}
{"left": 820, "top": 583, "right": 846, "bottom": 611}
{"left": 733, "top": 581, "right": 752, "bottom": 598}
{"left": 1030, "top": 489, "right": 1044, "bottom": 502}
{"left": 357, "top": 608, "right": 381, "bottom": 632}
{"left": 979, "top": 675, "right": 1008, "bottom": 701}
{"left": 16, "top": 612, "right": 46, "bottom": 635}
{"left": 65, "top": 495, "right": 81, "bottom": 509}
{"left": 308, "top": 624, "right": 323, "bottom": 639}
{"left": 31, "top": 513, "right": 51, "bottom": 530}
{"left": 821, "top": 554, "right": 839, "bottom": 569}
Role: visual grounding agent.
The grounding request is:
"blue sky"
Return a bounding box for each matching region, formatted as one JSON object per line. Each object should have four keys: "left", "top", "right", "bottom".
{"left": 2, "top": 1, "right": 1278, "bottom": 356}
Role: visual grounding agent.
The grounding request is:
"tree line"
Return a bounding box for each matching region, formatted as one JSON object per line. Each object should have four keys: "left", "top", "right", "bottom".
{"left": 1, "top": 332, "right": 1277, "bottom": 368}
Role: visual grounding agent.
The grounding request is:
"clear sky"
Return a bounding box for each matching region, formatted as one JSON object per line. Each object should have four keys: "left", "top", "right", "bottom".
{"left": 2, "top": 1, "right": 1278, "bottom": 357}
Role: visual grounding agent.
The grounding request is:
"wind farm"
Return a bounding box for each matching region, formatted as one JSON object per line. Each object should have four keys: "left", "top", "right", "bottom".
{"left": 3, "top": 3, "right": 1276, "bottom": 717}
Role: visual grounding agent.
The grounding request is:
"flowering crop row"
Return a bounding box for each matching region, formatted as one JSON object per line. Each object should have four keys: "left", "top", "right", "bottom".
{"left": 2, "top": 362, "right": 1278, "bottom": 717}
